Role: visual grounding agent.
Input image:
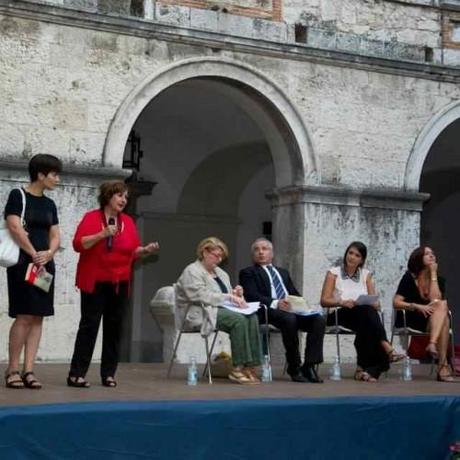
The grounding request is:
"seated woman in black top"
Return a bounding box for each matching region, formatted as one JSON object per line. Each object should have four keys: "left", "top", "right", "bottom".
{"left": 393, "top": 246, "right": 453, "bottom": 382}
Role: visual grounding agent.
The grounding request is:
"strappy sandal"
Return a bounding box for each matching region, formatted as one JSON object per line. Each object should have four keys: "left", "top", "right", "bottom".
{"left": 426, "top": 342, "right": 439, "bottom": 360}
{"left": 354, "top": 370, "right": 377, "bottom": 383}
{"left": 243, "top": 368, "right": 261, "bottom": 384}
{"left": 67, "top": 376, "right": 90, "bottom": 388}
{"left": 387, "top": 349, "right": 406, "bottom": 363}
{"left": 437, "top": 363, "right": 455, "bottom": 383}
{"left": 101, "top": 377, "right": 117, "bottom": 388}
{"left": 22, "top": 372, "right": 42, "bottom": 390}
{"left": 5, "top": 371, "right": 24, "bottom": 389}
{"left": 228, "top": 369, "right": 253, "bottom": 385}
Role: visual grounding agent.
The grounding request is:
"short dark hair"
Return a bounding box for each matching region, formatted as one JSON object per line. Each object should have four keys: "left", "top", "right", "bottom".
{"left": 407, "top": 246, "right": 429, "bottom": 276}
{"left": 28, "top": 154, "right": 63, "bottom": 181}
{"left": 98, "top": 180, "right": 129, "bottom": 208}
{"left": 343, "top": 241, "right": 367, "bottom": 268}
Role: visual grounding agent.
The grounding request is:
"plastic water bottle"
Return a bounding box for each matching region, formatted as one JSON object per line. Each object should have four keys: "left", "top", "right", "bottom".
{"left": 402, "top": 356, "right": 412, "bottom": 381}
{"left": 187, "top": 356, "right": 198, "bottom": 386}
{"left": 261, "top": 355, "right": 272, "bottom": 382}
{"left": 329, "top": 355, "right": 341, "bottom": 381}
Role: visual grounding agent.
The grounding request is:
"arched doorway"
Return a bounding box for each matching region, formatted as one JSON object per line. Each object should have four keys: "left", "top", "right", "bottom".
{"left": 407, "top": 102, "right": 460, "bottom": 341}
{"left": 104, "top": 58, "right": 317, "bottom": 361}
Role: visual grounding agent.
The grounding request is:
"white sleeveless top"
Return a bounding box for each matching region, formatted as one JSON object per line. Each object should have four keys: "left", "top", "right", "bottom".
{"left": 329, "top": 266, "right": 370, "bottom": 301}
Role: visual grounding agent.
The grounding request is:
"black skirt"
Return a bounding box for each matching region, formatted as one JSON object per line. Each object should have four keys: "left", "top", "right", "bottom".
{"left": 7, "top": 253, "right": 55, "bottom": 318}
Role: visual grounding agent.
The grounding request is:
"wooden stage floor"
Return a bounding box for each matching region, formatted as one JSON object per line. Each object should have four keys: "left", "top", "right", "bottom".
{"left": 0, "top": 362, "right": 458, "bottom": 407}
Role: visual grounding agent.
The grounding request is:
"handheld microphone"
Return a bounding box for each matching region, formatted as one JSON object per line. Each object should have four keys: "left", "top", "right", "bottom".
{"left": 107, "top": 217, "right": 115, "bottom": 251}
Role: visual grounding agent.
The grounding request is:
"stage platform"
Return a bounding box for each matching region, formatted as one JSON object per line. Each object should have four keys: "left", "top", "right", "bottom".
{"left": 0, "top": 363, "right": 459, "bottom": 459}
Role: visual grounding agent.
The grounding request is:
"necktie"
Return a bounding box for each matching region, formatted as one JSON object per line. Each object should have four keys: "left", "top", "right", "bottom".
{"left": 266, "top": 265, "right": 285, "bottom": 299}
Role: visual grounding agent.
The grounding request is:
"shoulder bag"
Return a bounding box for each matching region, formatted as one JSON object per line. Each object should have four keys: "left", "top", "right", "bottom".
{"left": 0, "top": 188, "right": 26, "bottom": 267}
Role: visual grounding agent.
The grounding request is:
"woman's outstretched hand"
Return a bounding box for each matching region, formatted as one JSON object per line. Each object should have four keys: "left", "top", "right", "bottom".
{"left": 141, "top": 242, "right": 160, "bottom": 255}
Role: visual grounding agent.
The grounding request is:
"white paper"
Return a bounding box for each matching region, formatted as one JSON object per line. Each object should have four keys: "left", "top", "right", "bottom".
{"left": 294, "top": 309, "right": 322, "bottom": 316}
{"left": 355, "top": 294, "right": 379, "bottom": 306}
{"left": 221, "top": 301, "right": 260, "bottom": 315}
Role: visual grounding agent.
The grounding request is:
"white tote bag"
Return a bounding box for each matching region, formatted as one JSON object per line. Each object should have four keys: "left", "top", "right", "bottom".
{"left": 0, "top": 188, "right": 26, "bottom": 268}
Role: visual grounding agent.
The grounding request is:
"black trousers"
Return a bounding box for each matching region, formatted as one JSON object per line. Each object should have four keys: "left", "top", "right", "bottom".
{"left": 258, "top": 308, "right": 325, "bottom": 373}
{"left": 327, "top": 305, "right": 390, "bottom": 378}
{"left": 69, "top": 282, "right": 127, "bottom": 379}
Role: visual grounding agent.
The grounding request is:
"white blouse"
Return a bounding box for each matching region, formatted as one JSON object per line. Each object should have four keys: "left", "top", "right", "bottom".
{"left": 329, "top": 266, "right": 370, "bottom": 302}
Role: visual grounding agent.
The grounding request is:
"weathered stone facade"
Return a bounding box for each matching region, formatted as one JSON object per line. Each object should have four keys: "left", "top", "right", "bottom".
{"left": 0, "top": 0, "right": 459, "bottom": 363}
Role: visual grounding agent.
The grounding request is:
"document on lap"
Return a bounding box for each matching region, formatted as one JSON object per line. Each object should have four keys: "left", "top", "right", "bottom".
{"left": 287, "top": 295, "right": 321, "bottom": 316}
{"left": 222, "top": 301, "right": 260, "bottom": 315}
{"left": 355, "top": 294, "right": 379, "bottom": 306}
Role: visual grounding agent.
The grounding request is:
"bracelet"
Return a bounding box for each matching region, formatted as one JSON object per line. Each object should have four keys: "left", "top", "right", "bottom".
{"left": 431, "top": 277, "right": 438, "bottom": 282}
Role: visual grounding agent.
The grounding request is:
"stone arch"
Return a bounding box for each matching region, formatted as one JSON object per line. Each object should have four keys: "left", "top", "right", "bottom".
{"left": 103, "top": 57, "right": 318, "bottom": 188}
{"left": 405, "top": 100, "right": 460, "bottom": 191}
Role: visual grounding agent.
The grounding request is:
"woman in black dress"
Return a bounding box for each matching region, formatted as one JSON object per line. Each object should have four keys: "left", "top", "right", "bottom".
{"left": 393, "top": 246, "right": 453, "bottom": 382}
{"left": 4, "top": 154, "right": 62, "bottom": 389}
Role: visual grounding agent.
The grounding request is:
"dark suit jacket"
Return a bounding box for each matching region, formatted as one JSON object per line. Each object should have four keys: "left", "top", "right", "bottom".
{"left": 239, "top": 264, "right": 300, "bottom": 306}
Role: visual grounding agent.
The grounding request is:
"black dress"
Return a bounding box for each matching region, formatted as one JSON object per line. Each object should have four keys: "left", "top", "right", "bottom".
{"left": 4, "top": 188, "right": 58, "bottom": 318}
{"left": 395, "top": 271, "right": 446, "bottom": 331}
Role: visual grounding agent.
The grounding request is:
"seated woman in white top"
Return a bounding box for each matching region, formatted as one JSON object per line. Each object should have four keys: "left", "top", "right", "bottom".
{"left": 320, "top": 241, "right": 404, "bottom": 381}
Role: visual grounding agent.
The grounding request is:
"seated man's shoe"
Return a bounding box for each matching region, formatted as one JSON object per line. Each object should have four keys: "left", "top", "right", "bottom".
{"left": 288, "top": 369, "right": 309, "bottom": 383}
{"left": 301, "top": 365, "right": 323, "bottom": 383}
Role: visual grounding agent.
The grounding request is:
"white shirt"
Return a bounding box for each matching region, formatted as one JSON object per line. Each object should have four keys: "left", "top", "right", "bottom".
{"left": 261, "top": 264, "right": 288, "bottom": 309}
{"left": 329, "top": 266, "right": 370, "bottom": 302}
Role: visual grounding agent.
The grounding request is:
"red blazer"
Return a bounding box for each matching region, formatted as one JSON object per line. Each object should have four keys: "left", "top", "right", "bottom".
{"left": 73, "top": 209, "right": 141, "bottom": 293}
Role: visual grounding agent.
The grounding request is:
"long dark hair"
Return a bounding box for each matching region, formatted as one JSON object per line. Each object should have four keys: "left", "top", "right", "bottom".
{"left": 343, "top": 241, "right": 367, "bottom": 269}
{"left": 407, "top": 246, "right": 429, "bottom": 276}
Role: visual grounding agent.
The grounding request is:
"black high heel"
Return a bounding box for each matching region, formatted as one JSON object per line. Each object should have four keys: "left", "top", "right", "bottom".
{"left": 67, "top": 376, "right": 90, "bottom": 388}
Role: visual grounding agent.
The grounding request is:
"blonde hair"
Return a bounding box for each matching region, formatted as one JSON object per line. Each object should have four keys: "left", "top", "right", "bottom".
{"left": 196, "top": 237, "right": 229, "bottom": 261}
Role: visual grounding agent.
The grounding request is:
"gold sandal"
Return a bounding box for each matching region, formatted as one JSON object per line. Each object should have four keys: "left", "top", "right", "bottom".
{"left": 243, "top": 368, "right": 261, "bottom": 384}
{"left": 228, "top": 369, "right": 253, "bottom": 385}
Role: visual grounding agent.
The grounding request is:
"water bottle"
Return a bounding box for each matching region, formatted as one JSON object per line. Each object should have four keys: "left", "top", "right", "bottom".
{"left": 187, "top": 356, "right": 198, "bottom": 386}
{"left": 329, "top": 355, "right": 341, "bottom": 381}
{"left": 402, "top": 356, "right": 412, "bottom": 381}
{"left": 261, "top": 355, "right": 272, "bottom": 382}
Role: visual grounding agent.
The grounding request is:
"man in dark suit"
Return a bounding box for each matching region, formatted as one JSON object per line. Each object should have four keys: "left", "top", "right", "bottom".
{"left": 239, "top": 238, "right": 325, "bottom": 383}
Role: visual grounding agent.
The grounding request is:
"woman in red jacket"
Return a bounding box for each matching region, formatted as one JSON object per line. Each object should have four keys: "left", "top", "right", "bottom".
{"left": 67, "top": 180, "right": 159, "bottom": 388}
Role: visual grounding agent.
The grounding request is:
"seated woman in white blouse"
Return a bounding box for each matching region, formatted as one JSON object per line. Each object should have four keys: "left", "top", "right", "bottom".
{"left": 320, "top": 241, "right": 404, "bottom": 382}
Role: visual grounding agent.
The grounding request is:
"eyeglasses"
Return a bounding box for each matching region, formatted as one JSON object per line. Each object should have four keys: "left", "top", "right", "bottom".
{"left": 208, "top": 250, "right": 223, "bottom": 259}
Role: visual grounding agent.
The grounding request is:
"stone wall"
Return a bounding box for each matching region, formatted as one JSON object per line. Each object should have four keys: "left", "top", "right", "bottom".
{"left": 13, "top": 0, "right": 460, "bottom": 66}
{"left": 0, "top": 5, "right": 459, "bottom": 361}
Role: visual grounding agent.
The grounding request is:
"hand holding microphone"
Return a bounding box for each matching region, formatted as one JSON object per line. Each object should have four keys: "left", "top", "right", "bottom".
{"left": 105, "top": 217, "right": 117, "bottom": 251}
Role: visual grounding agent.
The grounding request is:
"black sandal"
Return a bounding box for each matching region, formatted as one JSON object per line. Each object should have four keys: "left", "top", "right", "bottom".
{"left": 5, "top": 371, "right": 24, "bottom": 389}
{"left": 101, "top": 376, "right": 117, "bottom": 388}
{"left": 22, "top": 371, "right": 42, "bottom": 389}
{"left": 67, "top": 376, "right": 90, "bottom": 388}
